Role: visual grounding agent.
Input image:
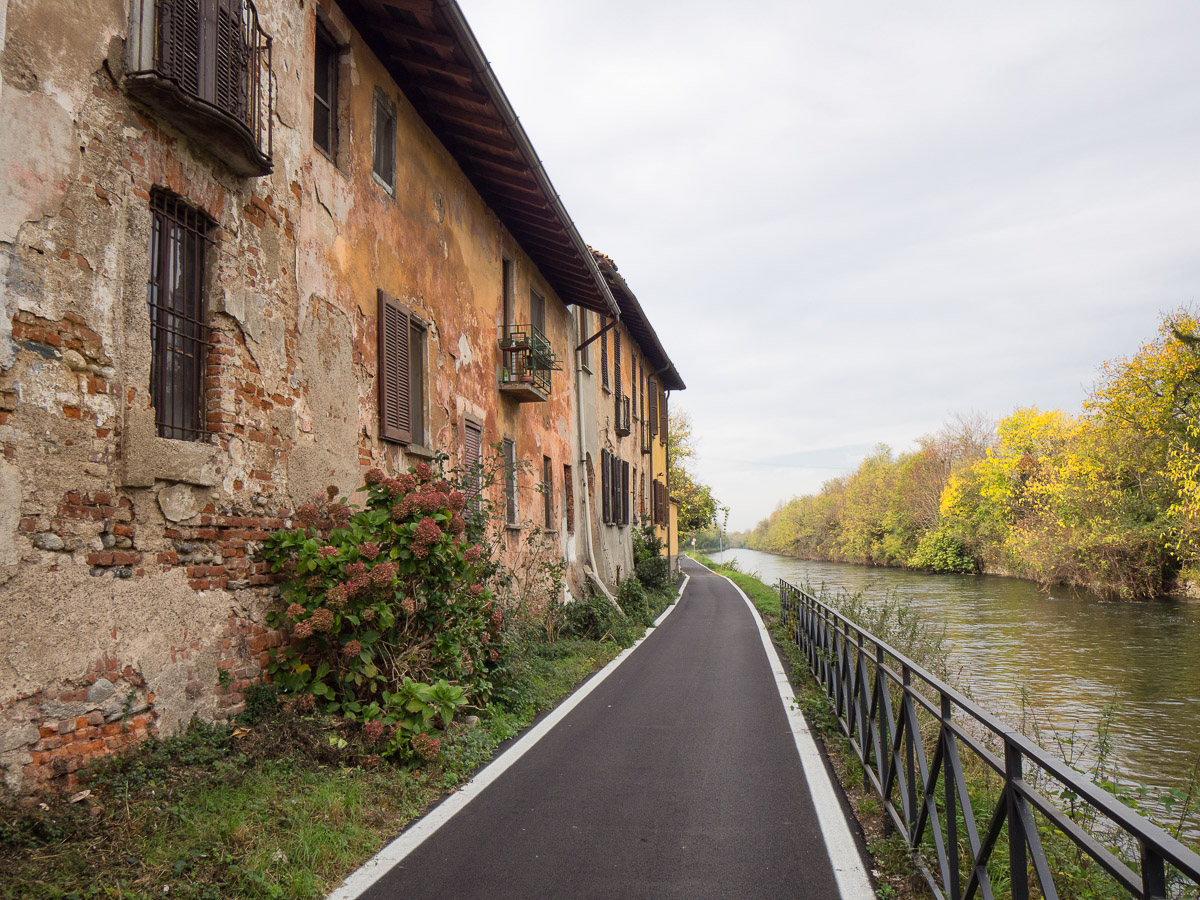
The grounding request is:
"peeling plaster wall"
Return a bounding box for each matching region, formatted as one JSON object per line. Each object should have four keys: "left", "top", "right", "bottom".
{"left": 0, "top": 0, "right": 586, "bottom": 791}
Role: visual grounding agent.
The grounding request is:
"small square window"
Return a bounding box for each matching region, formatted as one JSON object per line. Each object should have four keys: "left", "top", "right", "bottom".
{"left": 373, "top": 90, "right": 396, "bottom": 191}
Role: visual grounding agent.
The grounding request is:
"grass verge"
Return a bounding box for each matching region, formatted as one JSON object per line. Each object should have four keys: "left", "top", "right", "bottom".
{"left": 0, "top": 588, "right": 683, "bottom": 899}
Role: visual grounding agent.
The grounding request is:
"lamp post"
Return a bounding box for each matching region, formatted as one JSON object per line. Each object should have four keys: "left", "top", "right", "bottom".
{"left": 718, "top": 506, "right": 729, "bottom": 560}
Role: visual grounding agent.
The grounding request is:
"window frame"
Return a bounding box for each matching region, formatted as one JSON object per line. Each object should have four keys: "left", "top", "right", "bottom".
{"left": 148, "top": 189, "right": 212, "bottom": 443}
{"left": 542, "top": 455, "right": 553, "bottom": 529}
{"left": 372, "top": 89, "right": 397, "bottom": 193}
{"left": 313, "top": 21, "right": 338, "bottom": 159}
{"left": 578, "top": 308, "right": 590, "bottom": 372}
{"left": 503, "top": 438, "right": 518, "bottom": 527}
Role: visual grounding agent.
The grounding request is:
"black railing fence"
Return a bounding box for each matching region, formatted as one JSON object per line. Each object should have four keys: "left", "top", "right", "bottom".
{"left": 779, "top": 579, "right": 1200, "bottom": 900}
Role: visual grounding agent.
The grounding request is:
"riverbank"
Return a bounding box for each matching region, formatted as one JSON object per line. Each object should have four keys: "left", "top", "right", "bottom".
{"left": 731, "top": 543, "right": 1200, "bottom": 601}
{"left": 691, "top": 551, "right": 1200, "bottom": 897}
{"left": 708, "top": 547, "right": 1200, "bottom": 813}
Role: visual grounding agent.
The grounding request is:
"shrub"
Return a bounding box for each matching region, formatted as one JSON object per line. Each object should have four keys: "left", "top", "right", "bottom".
{"left": 263, "top": 463, "right": 500, "bottom": 758}
{"left": 633, "top": 525, "right": 671, "bottom": 593}
{"left": 908, "top": 529, "right": 976, "bottom": 574}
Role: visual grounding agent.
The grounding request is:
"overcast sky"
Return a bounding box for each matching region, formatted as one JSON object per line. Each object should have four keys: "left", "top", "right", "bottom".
{"left": 458, "top": 0, "right": 1200, "bottom": 530}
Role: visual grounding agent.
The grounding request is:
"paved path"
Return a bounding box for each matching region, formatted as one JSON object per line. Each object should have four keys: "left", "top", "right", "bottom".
{"left": 346, "top": 557, "right": 869, "bottom": 899}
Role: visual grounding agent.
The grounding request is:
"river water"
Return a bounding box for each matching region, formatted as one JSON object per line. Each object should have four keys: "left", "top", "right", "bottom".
{"left": 709, "top": 547, "right": 1200, "bottom": 814}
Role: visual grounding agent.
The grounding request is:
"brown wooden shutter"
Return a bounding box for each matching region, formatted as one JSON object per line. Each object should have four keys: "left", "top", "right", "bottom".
{"left": 659, "top": 389, "right": 668, "bottom": 445}
{"left": 378, "top": 290, "right": 412, "bottom": 443}
{"left": 463, "top": 420, "right": 482, "bottom": 510}
{"left": 601, "top": 449, "right": 611, "bottom": 524}
{"left": 614, "top": 330, "right": 622, "bottom": 403}
{"left": 621, "top": 461, "right": 630, "bottom": 526}
{"left": 648, "top": 378, "right": 658, "bottom": 437}
{"left": 600, "top": 323, "right": 609, "bottom": 389}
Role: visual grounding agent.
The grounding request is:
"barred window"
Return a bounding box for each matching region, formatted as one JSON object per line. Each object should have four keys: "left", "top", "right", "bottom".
{"left": 148, "top": 190, "right": 211, "bottom": 442}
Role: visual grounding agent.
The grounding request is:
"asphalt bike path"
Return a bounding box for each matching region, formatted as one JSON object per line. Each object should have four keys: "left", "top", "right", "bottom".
{"left": 342, "top": 556, "right": 868, "bottom": 899}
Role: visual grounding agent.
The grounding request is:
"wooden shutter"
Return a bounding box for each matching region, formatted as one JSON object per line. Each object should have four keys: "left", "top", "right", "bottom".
{"left": 621, "top": 461, "right": 630, "bottom": 526}
{"left": 463, "top": 420, "right": 482, "bottom": 510}
{"left": 659, "top": 389, "right": 668, "bottom": 444}
{"left": 601, "top": 449, "right": 611, "bottom": 524}
{"left": 614, "top": 329, "right": 622, "bottom": 403}
{"left": 378, "top": 290, "right": 411, "bottom": 443}
{"left": 600, "top": 320, "right": 609, "bottom": 389}
{"left": 648, "top": 378, "right": 658, "bottom": 437}
{"left": 564, "top": 463, "right": 574, "bottom": 534}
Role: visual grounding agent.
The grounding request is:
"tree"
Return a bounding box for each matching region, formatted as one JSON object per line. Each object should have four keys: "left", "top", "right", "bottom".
{"left": 667, "top": 409, "right": 720, "bottom": 535}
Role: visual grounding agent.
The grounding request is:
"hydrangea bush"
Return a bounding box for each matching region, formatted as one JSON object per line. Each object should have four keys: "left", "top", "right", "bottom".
{"left": 263, "top": 463, "right": 501, "bottom": 758}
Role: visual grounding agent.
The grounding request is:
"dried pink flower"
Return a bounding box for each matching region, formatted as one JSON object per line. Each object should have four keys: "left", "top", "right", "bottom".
{"left": 310, "top": 607, "right": 335, "bottom": 632}
{"left": 286, "top": 602, "right": 306, "bottom": 619}
{"left": 326, "top": 584, "right": 349, "bottom": 609}
{"left": 360, "top": 542, "right": 381, "bottom": 561}
{"left": 365, "top": 468, "right": 385, "bottom": 485}
{"left": 370, "top": 562, "right": 397, "bottom": 586}
{"left": 449, "top": 514, "right": 465, "bottom": 535}
{"left": 414, "top": 462, "right": 432, "bottom": 482}
{"left": 362, "top": 607, "right": 377, "bottom": 621}
{"left": 395, "top": 473, "right": 417, "bottom": 493}
{"left": 448, "top": 491, "right": 466, "bottom": 511}
{"left": 401, "top": 596, "right": 416, "bottom": 616}
{"left": 293, "top": 619, "right": 314, "bottom": 639}
{"left": 364, "top": 719, "right": 385, "bottom": 742}
{"left": 317, "top": 545, "right": 339, "bottom": 558}
{"left": 295, "top": 504, "right": 320, "bottom": 526}
{"left": 411, "top": 732, "right": 441, "bottom": 761}
{"left": 469, "top": 584, "right": 484, "bottom": 597}
{"left": 343, "top": 639, "right": 362, "bottom": 657}
{"left": 464, "top": 545, "right": 482, "bottom": 563}
{"left": 432, "top": 480, "right": 451, "bottom": 494}
{"left": 329, "top": 503, "right": 351, "bottom": 525}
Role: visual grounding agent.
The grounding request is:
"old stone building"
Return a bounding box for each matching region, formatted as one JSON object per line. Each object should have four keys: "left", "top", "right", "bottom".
{"left": 583, "top": 252, "right": 684, "bottom": 584}
{"left": 0, "top": 0, "right": 680, "bottom": 792}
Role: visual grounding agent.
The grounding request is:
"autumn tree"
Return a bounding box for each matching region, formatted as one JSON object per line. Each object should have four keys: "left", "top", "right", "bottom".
{"left": 666, "top": 410, "right": 720, "bottom": 535}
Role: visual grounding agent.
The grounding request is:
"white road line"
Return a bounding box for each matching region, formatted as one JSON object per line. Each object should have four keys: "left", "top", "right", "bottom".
{"left": 327, "top": 573, "right": 691, "bottom": 900}
{"left": 720, "top": 572, "right": 876, "bottom": 900}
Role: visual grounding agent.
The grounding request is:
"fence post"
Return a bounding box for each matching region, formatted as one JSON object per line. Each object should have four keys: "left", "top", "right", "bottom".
{"left": 1005, "top": 738, "right": 1030, "bottom": 900}
{"left": 943, "top": 692, "right": 961, "bottom": 900}
{"left": 1140, "top": 841, "right": 1167, "bottom": 900}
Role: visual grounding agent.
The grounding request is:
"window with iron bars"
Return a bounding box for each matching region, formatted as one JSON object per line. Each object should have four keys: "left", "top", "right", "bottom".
{"left": 148, "top": 190, "right": 212, "bottom": 442}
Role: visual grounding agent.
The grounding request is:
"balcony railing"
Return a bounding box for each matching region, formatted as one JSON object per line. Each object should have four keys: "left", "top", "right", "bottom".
{"left": 498, "top": 323, "right": 561, "bottom": 403}
{"left": 615, "top": 395, "right": 631, "bottom": 436}
{"left": 126, "top": 0, "right": 273, "bottom": 176}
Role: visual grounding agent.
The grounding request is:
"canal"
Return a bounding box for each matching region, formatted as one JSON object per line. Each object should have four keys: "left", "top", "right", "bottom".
{"left": 710, "top": 547, "right": 1200, "bottom": 826}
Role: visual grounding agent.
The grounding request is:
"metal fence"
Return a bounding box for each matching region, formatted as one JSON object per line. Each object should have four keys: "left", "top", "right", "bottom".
{"left": 779, "top": 579, "right": 1200, "bottom": 900}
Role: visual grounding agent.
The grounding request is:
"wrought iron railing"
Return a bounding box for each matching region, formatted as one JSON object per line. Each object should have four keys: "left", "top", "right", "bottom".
{"left": 498, "top": 323, "right": 561, "bottom": 396}
{"left": 126, "top": 0, "right": 273, "bottom": 176}
{"left": 779, "top": 579, "right": 1200, "bottom": 900}
{"left": 615, "top": 395, "right": 631, "bottom": 436}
